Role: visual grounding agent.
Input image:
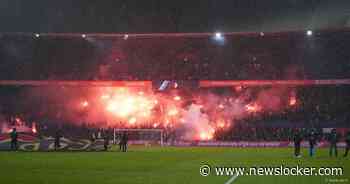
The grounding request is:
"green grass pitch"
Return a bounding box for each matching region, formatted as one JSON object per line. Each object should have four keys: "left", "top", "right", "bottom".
{"left": 0, "top": 146, "right": 349, "bottom": 184}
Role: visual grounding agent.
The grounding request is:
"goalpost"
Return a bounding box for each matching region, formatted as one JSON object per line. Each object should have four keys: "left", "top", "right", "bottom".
{"left": 113, "top": 128, "right": 164, "bottom": 147}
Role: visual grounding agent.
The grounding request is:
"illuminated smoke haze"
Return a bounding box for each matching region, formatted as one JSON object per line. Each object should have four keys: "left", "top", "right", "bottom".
{"left": 1, "top": 86, "right": 296, "bottom": 140}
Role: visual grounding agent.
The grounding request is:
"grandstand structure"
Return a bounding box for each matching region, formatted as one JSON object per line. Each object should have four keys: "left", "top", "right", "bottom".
{"left": 0, "top": 29, "right": 349, "bottom": 144}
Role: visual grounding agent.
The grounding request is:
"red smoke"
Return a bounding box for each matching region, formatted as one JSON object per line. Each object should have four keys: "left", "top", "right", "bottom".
{"left": 8, "top": 86, "right": 299, "bottom": 140}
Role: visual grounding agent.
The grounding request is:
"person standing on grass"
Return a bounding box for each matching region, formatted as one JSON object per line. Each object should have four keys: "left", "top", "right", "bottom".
{"left": 308, "top": 130, "right": 317, "bottom": 157}
{"left": 54, "top": 130, "right": 62, "bottom": 151}
{"left": 329, "top": 129, "right": 339, "bottom": 157}
{"left": 10, "top": 128, "right": 18, "bottom": 151}
{"left": 121, "top": 132, "right": 128, "bottom": 152}
{"left": 97, "top": 129, "right": 102, "bottom": 139}
{"left": 104, "top": 131, "right": 110, "bottom": 151}
{"left": 293, "top": 129, "right": 302, "bottom": 158}
{"left": 119, "top": 133, "right": 123, "bottom": 151}
{"left": 344, "top": 131, "right": 350, "bottom": 157}
{"left": 90, "top": 131, "right": 96, "bottom": 142}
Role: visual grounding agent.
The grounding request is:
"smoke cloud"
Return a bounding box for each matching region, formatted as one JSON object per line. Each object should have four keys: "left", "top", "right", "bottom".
{"left": 1, "top": 86, "right": 295, "bottom": 140}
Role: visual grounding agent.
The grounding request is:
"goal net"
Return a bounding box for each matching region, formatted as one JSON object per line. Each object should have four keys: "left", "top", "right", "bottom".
{"left": 113, "top": 129, "right": 164, "bottom": 146}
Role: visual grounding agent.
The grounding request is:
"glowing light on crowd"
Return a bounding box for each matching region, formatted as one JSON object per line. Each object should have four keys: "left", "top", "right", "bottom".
{"left": 174, "top": 82, "right": 178, "bottom": 89}
{"left": 128, "top": 117, "right": 137, "bottom": 125}
{"left": 245, "top": 103, "right": 262, "bottom": 113}
{"left": 141, "top": 111, "right": 150, "bottom": 117}
{"left": 165, "top": 119, "right": 170, "bottom": 124}
{"left": 32, "top": 123, "right": 37, "bottom": 134}
{"left": 217, "top": 120, "right": 226, "bottom": 128}
{"left": 123, "top": 34, "right": 129, "bottom": 40}
{"left": 235, "top": 85, "right": 243, "bottom": 92}
{"left": 200, "top": 132, "right": 209, "bottom": 140}
{"left": 106, "top": 101, "right": 117, "bottom": 112}
{"left": 179, "top": 118, "right": 185, "bottom": 123}
{"left": 100, "top": 94, "right": 110, "bottom": 100}
{"left": 15, "top": 118, "right": 21, "bottom": 124}
{"left": 106, "top": 97, "right": 135, "bottom": 117}
{"left": 197, "top": 124, "right": 216, "bottom": 140}
{"left": 199, "top": 128, "right": 214, "bottom": 140}
{"left": 289, "top": 96, "right": 297, "bottom": 106}
{"left": 81, "top": 101, "right": 89, "bottom": 107}
{"left": 168, "top": 108, "right": 179, "bottom": 116}
{"left": 173, "top": 96, "right": 181, "bottom": 101}
{"left": 101, "top": 88, "right": 157, "bottom": 123}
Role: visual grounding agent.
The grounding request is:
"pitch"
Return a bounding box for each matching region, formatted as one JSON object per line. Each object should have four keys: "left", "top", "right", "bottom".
{"left": 0, "top": 146, "right": 349, "bottom": 184}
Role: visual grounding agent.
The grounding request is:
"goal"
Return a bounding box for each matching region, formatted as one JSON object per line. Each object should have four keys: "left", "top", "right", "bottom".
{"left": 113, "top": 128, "right": 164, "bottom": 146}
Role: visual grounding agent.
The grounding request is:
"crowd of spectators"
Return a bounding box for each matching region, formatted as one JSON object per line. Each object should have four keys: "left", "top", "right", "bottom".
{"left": 26, "top": 121, "right": 350, "bottom": 142}
{"left": 1, "top": 85, "right": 349, "bottom": 142}
{"left": 1, "top": 29, "right": 350, "bottom": 81}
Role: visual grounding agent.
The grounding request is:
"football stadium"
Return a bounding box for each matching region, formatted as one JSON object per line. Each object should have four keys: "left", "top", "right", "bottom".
{"left": 0, "top": 1, "right": 350, "bottom": 184}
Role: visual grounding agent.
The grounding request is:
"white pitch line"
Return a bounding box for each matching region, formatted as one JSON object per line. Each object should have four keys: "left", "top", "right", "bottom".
{"left": 224, "top": 173, "right": 239, "bottom": 184}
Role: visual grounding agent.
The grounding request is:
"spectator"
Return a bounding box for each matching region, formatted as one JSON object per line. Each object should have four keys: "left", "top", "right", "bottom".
{"left": 328, "top": 129, "right": 339, "bottom": 157}
{"left": 293, "top": 129, "right": 302, "bottom": 158}
{"left": 344, "top": 131, "right": 350, "bottom": 157}
{"left": 10, "top": 128, "right": 18, "bottom": 151}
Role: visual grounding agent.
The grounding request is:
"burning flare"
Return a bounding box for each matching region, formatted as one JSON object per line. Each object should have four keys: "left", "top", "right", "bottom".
{"left": 245, "top": 103, "right": 262, "bottom": 113}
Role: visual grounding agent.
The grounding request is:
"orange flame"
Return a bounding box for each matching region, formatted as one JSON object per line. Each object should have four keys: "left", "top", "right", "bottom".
{"left": 173, "top": 96, "right": 181, "bottom": 101}
{"left": 289, "top": 96, "right": 297, "bottom": 106}
{"left": 245, "top": 103, "right": 262, "bottom": 113}
{"left": 81, "top": 101, "right": 89, "bottom": 107}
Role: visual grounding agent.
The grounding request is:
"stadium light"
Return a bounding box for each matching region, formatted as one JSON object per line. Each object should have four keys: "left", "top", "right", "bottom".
{"left": 306, "top": 30, "right": 313, "bottom": 36}
{"left": 215, "top": 32, "right": 223, "bottom": 40}
{"left": 81, "top": 34, "right": 86, "bottom": 38}
{"left": 34, "top": 33, "right": 40, "bottom": 38}
{"left": 213, "top": 32, "right": 225, "bottom": 45}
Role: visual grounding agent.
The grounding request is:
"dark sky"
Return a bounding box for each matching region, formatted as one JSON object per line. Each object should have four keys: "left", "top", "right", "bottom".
{"left": 0, "top": 0, "right": 349, "bottom": 33}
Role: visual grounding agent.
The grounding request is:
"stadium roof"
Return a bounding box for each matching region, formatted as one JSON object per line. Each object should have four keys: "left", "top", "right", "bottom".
{"left": 0, "top": 0, "right": 349, "bottom": 33}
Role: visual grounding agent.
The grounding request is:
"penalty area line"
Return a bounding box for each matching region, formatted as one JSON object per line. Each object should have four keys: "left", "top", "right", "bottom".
{"left": 224, "top": 173, "right": 239, "bottom": 184}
